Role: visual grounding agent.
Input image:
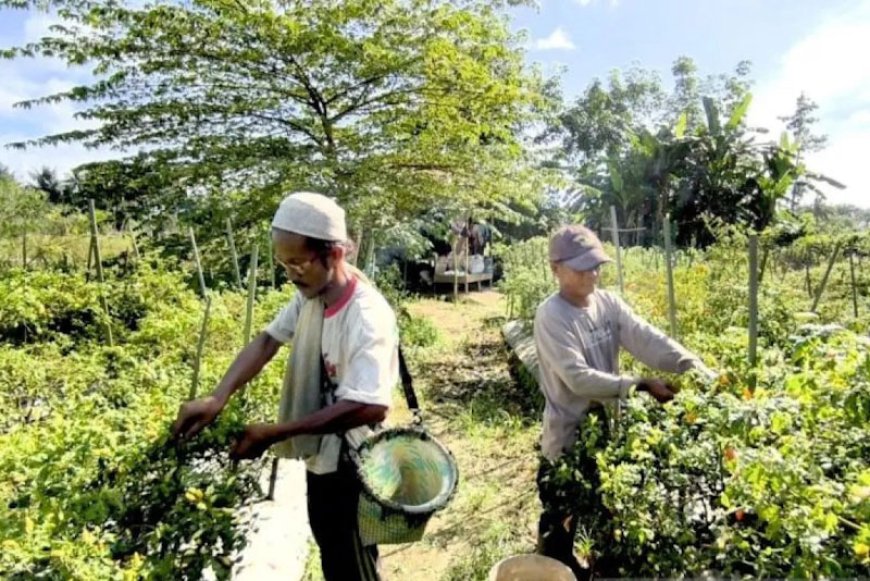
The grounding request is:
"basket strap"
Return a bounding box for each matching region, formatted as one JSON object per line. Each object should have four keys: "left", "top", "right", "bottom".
{"left": 398, "top": 346, "right": 422, "bottom": 423}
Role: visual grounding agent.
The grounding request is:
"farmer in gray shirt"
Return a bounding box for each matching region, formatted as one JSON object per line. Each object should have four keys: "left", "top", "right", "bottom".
{"left": 533, "top": 224, "right": 713, "bottom": 575}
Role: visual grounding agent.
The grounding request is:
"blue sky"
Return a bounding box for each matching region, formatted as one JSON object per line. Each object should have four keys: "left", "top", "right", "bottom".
{"left": 2, "top": 0, "right": 869, "bottom": 207}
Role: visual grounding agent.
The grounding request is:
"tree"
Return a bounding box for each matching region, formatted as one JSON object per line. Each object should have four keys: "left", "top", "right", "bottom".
{"left": 29, "top": 166, "right": 68, "bottom": 205}
{"left": 778, "top": 93, "right": 828, "bottom": 210}
{"left": 1, "top": 0, "right": 549, "bottom": 232}
{"left": 546, "top": 58, "right": 756, "bottom": 243}
{"left": 670, "top": 56, "right": 702, "bottom": 130}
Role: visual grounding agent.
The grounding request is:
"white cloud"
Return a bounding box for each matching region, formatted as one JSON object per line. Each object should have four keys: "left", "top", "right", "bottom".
{"left": 23, "top": 10, "right": 64, "bottom": 43}
{"left": 0, "top": 11, "right": 116, "bottom": 180}
{"left": 574, "top": 0, "right": 619, "bottom": 7}
{"left": 749, "top": 0, "right": 870, "bottom": 208}
{"left": 534, "top": 27, "right": 576, "bottom": 51}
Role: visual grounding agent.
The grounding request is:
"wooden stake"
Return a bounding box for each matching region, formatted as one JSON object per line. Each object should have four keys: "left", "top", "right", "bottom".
{"left": 663, "top": 217, "right": 678, "bottom": 339}
{"left": 267, "top": 457, "right": 280, "bottom": 500}
{"left": 226, "top": 218, "right": 242, "bottom": 289}
{"left": 22, "top": 230, "right": 27, "bottom": 269}
{"left": 128, "top": 220, "right": 140, "bottom": 260}
{"left": 758, "top": 244, "right": 769, "bottom": 284}
{"left": 849, "top": 251, "right": 859, "bottom": 318}
{"left": 609, "top": 206, "right": 624, "bottom": 295}
{"left": 267, "top": 229, "right": 276, "bottom": 289}
{"left": 189, "top": 228, "right": 207, "bottom": 299}
{"left": 88, "top": 200, "right": 114, "bottom": 347}
{"left": 189, "top": 298, "right": 212, "bottom": 400}
{"left": 811, "top": 242, "right": 841, "bottom": 313}
{"left": 243, "top": 245, "right": 259, "bottom": 346}
{"left": 748, "top": 235, "right": 759, "bottom": 368}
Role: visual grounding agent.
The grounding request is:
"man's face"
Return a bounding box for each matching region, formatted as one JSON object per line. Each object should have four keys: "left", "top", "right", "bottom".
{"left": 552, "top": 261, "right": 601, "bottom": 298}
{"left": 272, "top": 229, "right": 338, "bottom": 299}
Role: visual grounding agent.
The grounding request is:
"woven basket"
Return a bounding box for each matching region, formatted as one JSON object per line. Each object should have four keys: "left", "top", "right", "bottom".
{"left": 352, "top": 427, "right": 459, "bottom": 546}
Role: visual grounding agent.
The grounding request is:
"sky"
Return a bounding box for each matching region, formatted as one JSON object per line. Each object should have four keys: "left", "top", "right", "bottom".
{"left": 1, "top": 0, "right": 869, "bottom": 207}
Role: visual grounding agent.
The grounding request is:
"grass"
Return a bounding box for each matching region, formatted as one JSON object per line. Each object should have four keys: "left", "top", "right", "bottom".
{"left": 380, "top": 291, "right": 541, "bottom": 580}
{"left": 0, "top": 233, "right": 134, "bottom": 268}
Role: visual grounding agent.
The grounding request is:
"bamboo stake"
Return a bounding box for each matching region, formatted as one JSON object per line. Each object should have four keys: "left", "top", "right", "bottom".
{"left": 758, "top": 244, "right": 769, "bottom": 284}
{"left": 663, "top": 217, "right": 678, "bottom": 339}
{"left": 609, "top": 206, "right": 624, "bottom": 295}
{"left": 849, "top": 251, "right": 859, "bottom": 318}
{"left": 811, "top": 242, "right": 842, "bottom": 313}
{"left": 226, "top": 218, "right": 242, "bottom": 289}
{"left": 267, "top": 457, "right": 280, "bottom": 501}
{"left": 189, "top": 228, "right": 207, "bottom": 299}
{"left": 88, "top": 199, "right": 113, "bottom": 347}
{"left": 128, "top": 220, "right": 140, "bottom": 260}
{"left": 267, "top": 229, "right": 276, "bottom": 289}
{"left": 748, "top": 235, "right": 759, "bottom": 368}
{"left": 243, "top": 245, "right": 259, "bottom": 346}
{"left": 189, "top": 298, "right": 212, "bottom": 400}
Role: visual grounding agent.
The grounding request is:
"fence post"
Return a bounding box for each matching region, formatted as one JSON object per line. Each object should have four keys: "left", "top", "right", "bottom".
{"left": 189, "top": 298, "right": 212, "bottom": 400}
{"left": 226, "top": 218, "right": 242, "bottom": 289}
{"left": 189, "top": 227, "right": 207, "bottom": 299}
{"left": 849, "top": 250, "right": 859, "bottom": 318}
{"left": 663, "top": 217, "right": 678, "bottom": 339}
{"left": 609, "top": 206, "right": 624, "bottom": 295}
{"left": 128, "top": 220, "right": 140, "bottom": 260}
{"left": 811, "top": 242, "right": 842, "bottom": 313}
{"left": 243, "top": 244, "right": 259, "bottom": 346}
{"left": 88, "top": 200, "right": 114, "bottom": 347}
{"left": 748, "top": 235, "right": 759, "bottom": 368}
{"left": 267, "top": 229, "right": 276, "bottom": 289}
{"left": 758, "top": 244, "right": 770, "bottom": 284}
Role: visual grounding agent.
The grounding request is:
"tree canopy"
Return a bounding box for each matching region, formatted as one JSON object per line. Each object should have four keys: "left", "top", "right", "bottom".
{"left": 2, "top": 0, "right": 552, "bottom": 230}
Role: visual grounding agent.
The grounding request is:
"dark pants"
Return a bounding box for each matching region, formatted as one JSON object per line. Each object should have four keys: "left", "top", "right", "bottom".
{"left": 536, "top": 408, "right": 609, "bottom": 579}
{"left": 536, "top": 460, "right": 588, "bottom": 579}
{"left": 307, "top": 459, "right": 380, "bottom": 581}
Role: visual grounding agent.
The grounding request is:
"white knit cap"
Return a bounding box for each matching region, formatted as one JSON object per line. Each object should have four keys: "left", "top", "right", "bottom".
{"left": 271, "top": 191, "right": 348, "bottom": 242}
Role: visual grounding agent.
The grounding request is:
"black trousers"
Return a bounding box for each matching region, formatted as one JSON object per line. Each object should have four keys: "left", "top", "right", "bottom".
{"left": 536, "top": 459, "right": 588, "bottom": 578}
{"left": 307, "top": 458, "right": 380, "bottom": 581}
{"left": 536, "top": 408, "right": 609, "bottom": 579}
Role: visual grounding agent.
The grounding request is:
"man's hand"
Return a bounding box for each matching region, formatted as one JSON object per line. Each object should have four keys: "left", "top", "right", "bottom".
{"left": 637, "top": 378, "right": 676, "bottom": 404}
{"left": 230, "top": 423, "right": 278, "bottom": 460}
{"left": 171, "top": 395, "right": 225, "bottom": 441}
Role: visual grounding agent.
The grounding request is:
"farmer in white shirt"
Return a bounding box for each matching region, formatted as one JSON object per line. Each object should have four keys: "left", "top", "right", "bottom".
{"left": 171, "top": 192, "right": 398, "bottom": 581}
{"left": 534, "top": 224, "right": 713, "bottom": 575}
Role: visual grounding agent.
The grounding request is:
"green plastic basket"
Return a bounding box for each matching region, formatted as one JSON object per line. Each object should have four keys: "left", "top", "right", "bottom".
{"left": 352, "top": 427, "right": 459, "bottom": 546}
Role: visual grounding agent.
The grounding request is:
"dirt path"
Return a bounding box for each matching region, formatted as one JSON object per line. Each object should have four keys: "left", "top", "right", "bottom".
{"left": 232, "top": 460, "right": 311, "bottom": 580}
{"left": 379, "top": 291, "right": 542, "bottom": 580}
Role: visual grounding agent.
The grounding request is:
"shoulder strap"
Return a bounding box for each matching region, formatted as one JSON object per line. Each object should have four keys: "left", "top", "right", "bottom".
{"left": 321, "top": 345, "right": 421, "bottom": 421}
{"left": 397, "top": 346, "right": 420, "bottom": 416}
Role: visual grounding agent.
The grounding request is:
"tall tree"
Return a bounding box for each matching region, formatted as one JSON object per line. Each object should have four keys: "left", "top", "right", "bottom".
{"left": 670, "top": 56, "right": 702, "bottom": 130}
{"left": 778, "top": 92, "right": 829, "bottom": 210}
{"left": 1, "top": 0, "right": 549, "bottom": 230}
{"left": 29, "top": 166, "right": 67, "bottom": 205}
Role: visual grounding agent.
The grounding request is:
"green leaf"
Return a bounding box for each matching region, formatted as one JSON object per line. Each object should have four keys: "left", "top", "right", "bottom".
{"left": 726, "top": 93, "right": 753, "bottom": 131}
{"left": 703, "top": 96, "right": 721, "bottom": 135}
{"left": 674, "top": 111, "right": 688, "bottom": 139}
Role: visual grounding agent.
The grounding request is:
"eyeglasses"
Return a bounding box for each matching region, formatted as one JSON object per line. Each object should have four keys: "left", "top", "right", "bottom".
{"left": 275, "top": 256, "right": 316, "bottom": 276}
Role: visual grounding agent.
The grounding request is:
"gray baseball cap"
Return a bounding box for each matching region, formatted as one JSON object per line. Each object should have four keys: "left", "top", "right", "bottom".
{"left": 549, "top": 224, "right": 612, "bottom": 271}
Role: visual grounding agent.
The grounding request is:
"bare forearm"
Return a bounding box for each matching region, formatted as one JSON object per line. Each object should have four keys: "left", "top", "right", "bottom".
{"left": 212, "top": 332, "right": 281, "bottom": 405}
{"left": 269, "top": 400, "right": 387, "bottom": 442}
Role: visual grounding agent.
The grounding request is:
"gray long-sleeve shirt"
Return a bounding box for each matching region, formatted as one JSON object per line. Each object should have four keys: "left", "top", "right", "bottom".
{"left": 533, "top": 290, "right": 711, "bottom": 460}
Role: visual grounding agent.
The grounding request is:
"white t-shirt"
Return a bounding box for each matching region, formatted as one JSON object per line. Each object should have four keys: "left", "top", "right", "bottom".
{"left": 266, "top": 277, "right": 399, "bottom": 474}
